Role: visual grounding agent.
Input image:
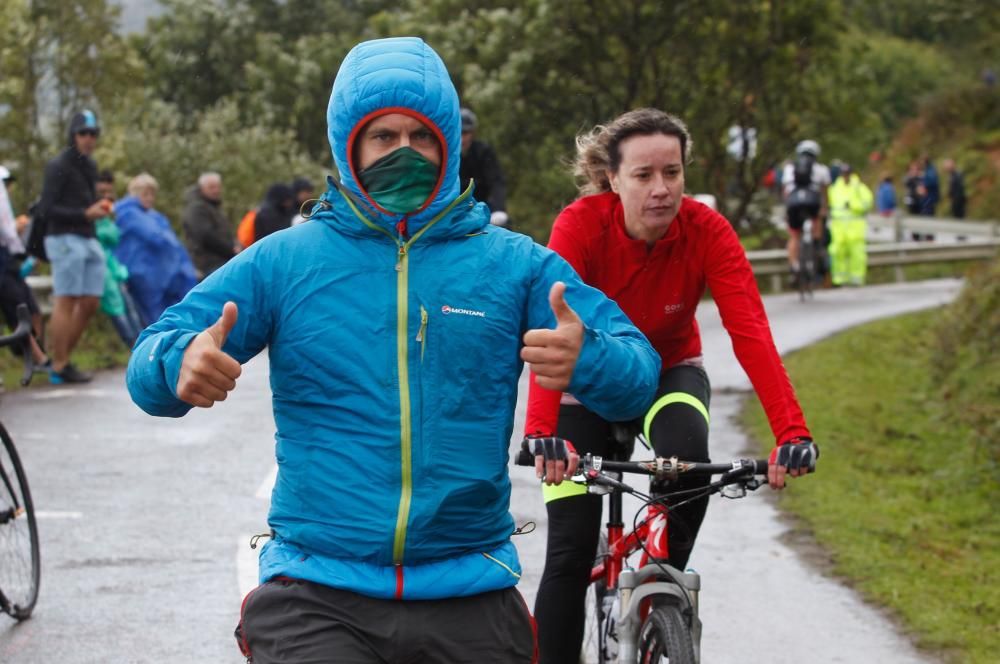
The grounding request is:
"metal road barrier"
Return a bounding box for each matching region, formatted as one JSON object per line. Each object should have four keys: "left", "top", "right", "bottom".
{"left": 26, "top": 275, "right": 53, "bottom": 315}
{"left": 748, "top": 238, "right": 1000, "bottom": 292}
{"left": 866, "top": 212, "right": 999, "bottom": 242}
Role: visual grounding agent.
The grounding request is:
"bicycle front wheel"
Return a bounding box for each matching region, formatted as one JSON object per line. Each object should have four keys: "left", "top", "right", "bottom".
{"left": 0, "top": 422, "right": 40, "bottom": 620}
{"left": 637, "top": 604, "right": 696, "bottom": 664}
{"left": 581, "top": 533, "right": 613, "bottom": 664}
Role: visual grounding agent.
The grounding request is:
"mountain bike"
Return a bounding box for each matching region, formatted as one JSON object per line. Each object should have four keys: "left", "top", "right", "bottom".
{"left": 517, "top": 438, "right": 768, "bottom": 663}
{"left": 0, "top": 304, "right": 42, "bottom": 621}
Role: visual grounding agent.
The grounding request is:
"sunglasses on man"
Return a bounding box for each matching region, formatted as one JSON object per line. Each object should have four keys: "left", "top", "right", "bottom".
{"left": 77, "top": 129, "right": 100, "bottom": 137}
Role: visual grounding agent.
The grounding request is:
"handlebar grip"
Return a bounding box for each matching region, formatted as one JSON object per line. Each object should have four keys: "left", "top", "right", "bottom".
{"left": 753, "top": 459, "right": 770, "bottom": 475}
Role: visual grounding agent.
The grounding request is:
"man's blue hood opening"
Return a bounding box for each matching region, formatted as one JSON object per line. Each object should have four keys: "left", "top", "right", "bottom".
{"left": 325, "top": 37, "right": 462, "bottom": 229}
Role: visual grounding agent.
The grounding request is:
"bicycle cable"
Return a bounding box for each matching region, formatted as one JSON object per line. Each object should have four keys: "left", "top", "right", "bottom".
{"left": 626, "top": 475, "right": 750, "bottom": 620}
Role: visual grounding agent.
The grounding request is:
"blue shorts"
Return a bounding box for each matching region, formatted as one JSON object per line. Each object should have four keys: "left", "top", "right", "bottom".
{"left": 45, "top": 234, "right": 106, "bottom": 297}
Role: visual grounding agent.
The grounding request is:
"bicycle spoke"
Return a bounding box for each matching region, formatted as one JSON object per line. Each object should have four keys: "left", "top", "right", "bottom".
{"left": 0, "top": 426, "right": 40, "bottom": 619}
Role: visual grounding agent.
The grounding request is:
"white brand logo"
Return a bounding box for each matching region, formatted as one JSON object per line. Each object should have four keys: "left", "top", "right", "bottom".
{"left": 664, "top": 303, "right": 684, "bottom": 314}
{"left": 441, "top": 305, "right": 486, "bottom": 318}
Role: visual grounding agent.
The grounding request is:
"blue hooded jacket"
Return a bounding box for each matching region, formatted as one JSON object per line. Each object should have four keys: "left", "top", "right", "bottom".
{"left": 126, "top": 37, "right": 659, "bottom": 600}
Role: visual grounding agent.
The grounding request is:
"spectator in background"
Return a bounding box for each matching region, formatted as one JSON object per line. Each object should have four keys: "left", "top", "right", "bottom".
{"left": 253, "top": 183, "right": 296, "bottom": 242}
{"left": 182, "top": 172, "right": 236, "bottom": 279}
{"left": 875, "top": 173, "right": 897, "bottom": 216}
{"left": 115, "top": 174, "right": 197, "bottom": 325}
{"left": 37, "top": 109, "right": 109, "bottom": 384}
{"left": 919, "top": 155, "right": 940, "bottom": 217}
{"left": 459, "top": 108, "right": 510, "bottom": 228}
{"left": 903, "top": 161, "right": 924, "bottom": 215}
{"left": 0, "top": 165, "right": 50, "bottom": 370}
{"left": 93, "top": 171, "right": 144, "bottom": 348}
{"left": 290, "top": 177, "right": 315, "bottom": 226}
{"left": 943, "top": 158, "right": 966, "bottom": 219}
{"left": 827, "top": 163, "right": 874, "bottom": 286}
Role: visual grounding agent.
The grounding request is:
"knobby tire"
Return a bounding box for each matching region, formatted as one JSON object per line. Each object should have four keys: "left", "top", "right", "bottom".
{"left": 0, "top": 422, "right": 40, "bottom": 620}
{"left": 637, "top": 604, "right": 696, "bottom": 664}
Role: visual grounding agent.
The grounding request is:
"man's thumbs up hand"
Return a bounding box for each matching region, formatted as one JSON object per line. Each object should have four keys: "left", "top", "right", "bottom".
{"left": 177, "top": 302, "right": 243, "bottom": 408}
{"left": 207, "top": 301, "right": 238, "bottom": 348}
{"left": 521, "top": 282, "right": 584, "bottom": 391}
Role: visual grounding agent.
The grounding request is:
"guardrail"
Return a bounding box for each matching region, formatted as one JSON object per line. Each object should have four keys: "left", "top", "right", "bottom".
{"left": 772, "top": 205, "right": 999, "bottom": 241}
{"left": 747, "top": 238, "right": 1000, "bottom": 292}
{"left": 866, "top": 212, "right": 999, "bottom": 241}
{"left": 26, "top": 275, "right": 53, "bottom": 315}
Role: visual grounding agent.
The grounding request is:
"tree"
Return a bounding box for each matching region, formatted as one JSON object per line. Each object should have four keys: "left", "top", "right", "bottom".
{"left": 381, "top": 0, "right": 841, "bottom": 237}
{"left": 98, "top": 99, "right": 327, "bottom": 231}
{"left": 0, "top": 0, "right": 46, "bottom": 210}
{"left": 0, "top": 0, "right": 143, "bottom": 207}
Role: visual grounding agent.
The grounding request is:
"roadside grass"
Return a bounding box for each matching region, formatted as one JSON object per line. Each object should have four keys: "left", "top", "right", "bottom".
{"left": 742, "top": 308, "right": 999, "bottom": 664}
{"left": 0, "top": 313, "right": 132, "bottom": 392}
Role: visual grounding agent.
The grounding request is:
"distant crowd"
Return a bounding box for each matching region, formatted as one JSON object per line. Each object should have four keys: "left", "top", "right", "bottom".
{"left": 0, "top": 106, "right": 511, "bottom": 384}
{"left": 0, "top": 110, "right": 319, "bottom": 384}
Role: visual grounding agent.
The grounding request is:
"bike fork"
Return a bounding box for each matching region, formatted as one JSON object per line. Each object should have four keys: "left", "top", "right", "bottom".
{"left": 616, "top": 566, "right": 703, "bottom": 663}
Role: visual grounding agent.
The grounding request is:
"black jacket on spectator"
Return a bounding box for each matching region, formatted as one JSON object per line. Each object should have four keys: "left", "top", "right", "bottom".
{"left": 37, "top": 146, "right": 97, "bottom": 238}
{"left": 949, "top": 171, "right": 966, "bottom": 219}
{"left": 254, "top": 184, "right": 295, "bottom": 242}
{"left": 460, "top": 141, "right": 506, "bottom": 214}
{"left": 181, "top": 186, "right": 235, "bottom": 278}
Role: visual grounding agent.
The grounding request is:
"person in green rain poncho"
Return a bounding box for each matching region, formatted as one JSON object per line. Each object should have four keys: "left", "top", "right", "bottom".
{"left": 95, "top": 171, "right": 143, "bottom": 348}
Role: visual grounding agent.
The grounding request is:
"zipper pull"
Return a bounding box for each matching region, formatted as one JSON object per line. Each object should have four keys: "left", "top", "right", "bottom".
{"left": 416, "top": 306, "right": 428, "bottom": 342}
{"left": 396, "top": 244, "right": 406, "bottom": 271}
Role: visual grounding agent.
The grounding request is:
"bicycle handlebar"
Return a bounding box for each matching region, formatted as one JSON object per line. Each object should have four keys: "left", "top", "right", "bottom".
{"left": 0, "top": 304, "right": 37, "bottom": 387}
{"left": 515, "top": 436, "right": 769, "bottom": 480}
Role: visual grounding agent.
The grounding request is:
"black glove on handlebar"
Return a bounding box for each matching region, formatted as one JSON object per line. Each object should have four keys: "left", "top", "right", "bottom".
{"left": 519, "top": 435, "right": 576, "bottom": 466}
{"left": 770, "top": 437, "right": 819, "bottom": 473}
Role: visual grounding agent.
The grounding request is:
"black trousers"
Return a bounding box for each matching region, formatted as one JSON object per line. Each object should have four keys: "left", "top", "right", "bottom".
{"left": 237, "top": 578, "right": 536, "bottom": 663}
{"left": 534, "top": 365, "right": 711, "bottom": 664}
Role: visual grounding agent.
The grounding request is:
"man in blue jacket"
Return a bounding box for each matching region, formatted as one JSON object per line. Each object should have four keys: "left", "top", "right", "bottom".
{"left": 127, "top": 37, "right": 659, "bottom": 662}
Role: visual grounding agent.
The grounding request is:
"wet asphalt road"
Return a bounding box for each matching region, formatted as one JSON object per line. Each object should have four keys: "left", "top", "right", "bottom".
{"left": 0, "top": 279, "right": 959, "bottom": 663}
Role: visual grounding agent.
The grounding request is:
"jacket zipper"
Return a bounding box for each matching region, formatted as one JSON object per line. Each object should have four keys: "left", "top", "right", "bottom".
{"left": 416, "top": 305, "right": 428, "bottom": 362}
{"left": 334, "top": 184, "right": 475, "bottom": 568}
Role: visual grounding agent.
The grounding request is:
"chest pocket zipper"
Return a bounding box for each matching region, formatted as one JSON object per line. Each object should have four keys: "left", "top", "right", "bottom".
{"left": 416, "top": 305, "right": 428, "bottom": 362}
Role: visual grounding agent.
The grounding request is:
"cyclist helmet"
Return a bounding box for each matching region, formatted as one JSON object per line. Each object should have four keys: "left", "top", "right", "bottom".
{"left": 796, "top": 140, "right": 820, "bottom": 158}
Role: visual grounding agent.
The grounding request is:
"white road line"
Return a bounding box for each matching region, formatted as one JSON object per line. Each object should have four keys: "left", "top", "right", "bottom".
{"left": 237, "top": 465, "right": 277, "bottom": 599}
{"left": 256, "top": 465, "right": 277, "bottom": 499}
{"left": 34, "top": 510, "right": 83, "bottom": 519}
{"left": 237, "top": 535, "right": 261, "bottom": 599}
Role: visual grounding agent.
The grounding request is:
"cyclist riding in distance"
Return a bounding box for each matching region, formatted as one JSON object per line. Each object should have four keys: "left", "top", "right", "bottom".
{"left": 782, "top": 140, "right": 831, "bottom": 278}
{"left": 126, "top": 37, "right": 660, "bottom": 663}
{"left": 524, "top": 108, "right": 819, "bottom": 664}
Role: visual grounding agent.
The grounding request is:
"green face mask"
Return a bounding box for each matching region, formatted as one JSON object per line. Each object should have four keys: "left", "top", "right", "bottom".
{"left": 358, "top": 146, "right": 440, "bottom": 215}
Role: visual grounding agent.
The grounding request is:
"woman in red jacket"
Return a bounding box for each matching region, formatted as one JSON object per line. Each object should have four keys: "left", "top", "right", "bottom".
{"left": 526, "top": 108, "right": 819, "bottom": 664}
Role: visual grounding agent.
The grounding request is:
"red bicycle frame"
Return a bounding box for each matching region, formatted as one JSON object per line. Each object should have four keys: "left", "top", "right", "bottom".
{"left": 590, "top": 499, "right": 670, "bottom": 591}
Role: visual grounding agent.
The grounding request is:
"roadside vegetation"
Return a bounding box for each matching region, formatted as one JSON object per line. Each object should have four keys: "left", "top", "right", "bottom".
{"left": 743, "top": 257, "right": 1000, "bottom": 663}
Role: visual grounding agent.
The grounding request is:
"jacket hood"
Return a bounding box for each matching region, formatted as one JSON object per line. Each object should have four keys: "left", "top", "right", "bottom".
{"left": 324, "top": 37, "right": 466, "bottom": 234}
{"left": 263, "top": 183, "right": 295, "bottom": 210}
{"left": 115, "top": 195, "right": 147, "bottom": 215}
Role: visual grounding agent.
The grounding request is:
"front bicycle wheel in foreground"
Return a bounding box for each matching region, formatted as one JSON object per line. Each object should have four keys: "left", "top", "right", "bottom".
{"left": 0, "top": 423, "right": 40, "bottom": 620}
{"left": 638, "top": 604, "right": 696, "bottom": 664}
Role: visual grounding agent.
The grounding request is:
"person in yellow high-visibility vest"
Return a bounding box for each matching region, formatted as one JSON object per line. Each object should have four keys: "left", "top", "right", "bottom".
{"left": 827, "top": 164, "right": 874, "bottom": 285}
